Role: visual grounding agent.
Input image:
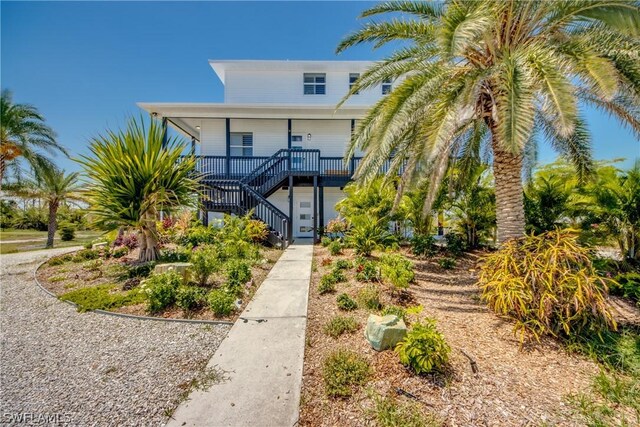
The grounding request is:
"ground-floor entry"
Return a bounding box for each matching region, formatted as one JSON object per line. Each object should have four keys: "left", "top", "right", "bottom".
{"left": 294, "top": 196, "right": 314, "bottom": 238}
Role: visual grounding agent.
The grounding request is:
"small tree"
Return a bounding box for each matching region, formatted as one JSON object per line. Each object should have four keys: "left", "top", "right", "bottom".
{"left": 78, "top": 117, "right": 198, "bottom": 262}
{"left": 585, "top": 161, "right": 640, "bottom": 261}
{"left": 7, "top": 166, "right": 82, "bottom": 248}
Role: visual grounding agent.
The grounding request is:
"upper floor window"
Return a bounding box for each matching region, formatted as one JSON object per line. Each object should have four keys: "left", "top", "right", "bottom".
{"left": 304, "top": 73, "right": 326, "bottom": 95}
{"left": 382, "top": 78, "right": 392, "bottom": 95}
{"left": 349, "top": 73, "right": 360, "bottom": 94}
{"left": 230, "top": 132, "right": 253, "bottom": 157}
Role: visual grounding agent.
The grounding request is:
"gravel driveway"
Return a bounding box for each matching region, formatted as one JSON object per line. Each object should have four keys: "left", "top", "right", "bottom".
{"left": 0, "top": 248, "right": 230, "bottom": 426}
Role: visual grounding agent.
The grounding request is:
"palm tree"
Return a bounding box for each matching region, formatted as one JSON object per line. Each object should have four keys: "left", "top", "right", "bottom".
{"left": 449, "top": 164, "right": 496, "bottom": 248}
{"left": 338, "top": 0, "right": 640, "bottom": 243}
{"left": 0, "top": 89, "right": 65, "bottom": 189}
{"left": 77, "top": 116, "right": 198, "bottom": 262}
{"left": 585, "top": 160, "right": 640, "bottom": 260}
{"left": 8, "top": 166, "right": 83, "bottom": 248}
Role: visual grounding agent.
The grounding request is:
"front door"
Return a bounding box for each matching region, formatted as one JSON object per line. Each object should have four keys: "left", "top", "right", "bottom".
{"left": 294, "top": 197, "right": 314, "bottom": 238}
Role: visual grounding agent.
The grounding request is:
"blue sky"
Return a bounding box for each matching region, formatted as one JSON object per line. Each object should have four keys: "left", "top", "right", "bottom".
{"left": 2, "top": 1, "right": 638, "bottom": 173}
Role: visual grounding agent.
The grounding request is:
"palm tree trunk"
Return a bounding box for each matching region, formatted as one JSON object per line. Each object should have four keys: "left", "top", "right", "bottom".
{"left": 0, "top": 155, "right": 5, "bottom": 192}
{"left": 46, "top": 201, "right": 59, "bottom": 248}
{"left": 138, "top": 212, "right": 159, "bottom": 262}
{"left": 492, "top": 144, "right": 525, "bottom": 244}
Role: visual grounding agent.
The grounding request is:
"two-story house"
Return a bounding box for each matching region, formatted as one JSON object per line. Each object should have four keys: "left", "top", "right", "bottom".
{"left": 138, "top": 60, "right": 393, "bottom": 247}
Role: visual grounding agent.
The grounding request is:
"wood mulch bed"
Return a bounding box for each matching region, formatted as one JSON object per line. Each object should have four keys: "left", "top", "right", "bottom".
{"left": 36, "top": 246, "right": 282, "bottom": 322}
{"left": 299, "top": 245, "right": 604, "bottom": 426}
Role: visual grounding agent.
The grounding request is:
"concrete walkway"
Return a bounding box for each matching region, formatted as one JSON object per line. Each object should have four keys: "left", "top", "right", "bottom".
{"left": 166, "top": 240, "right": 313, "bottom": 427}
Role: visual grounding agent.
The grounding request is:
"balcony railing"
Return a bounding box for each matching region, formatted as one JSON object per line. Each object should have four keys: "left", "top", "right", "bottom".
{"left": 194, "top": 154, "right": 364, "bottom": 181}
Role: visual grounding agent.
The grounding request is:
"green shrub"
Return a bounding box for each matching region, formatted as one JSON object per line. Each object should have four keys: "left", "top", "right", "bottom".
{"left": 83, "top": 259, "right": 102, "bottom": 272}
{"left": 329, "top": 268, "right": 347, "bottom": 283}
{"left": 333, "top": 259, "right": 353, "bottom": 270}
{"left": 347, "top": 216, "right": 397, "bottom": 256}
{"left": 127, "top": 263, "right": 155, "bottom": 279}
{"left": 382, "top": 305, "right": 408, "bottom": 323}
{"left": 357, "top": 284, "right": 382, "bottom": 311}
{"left": 479, "top": 230, "right": 616, "bottom": 342}
{"left": 142, "top": 271, "right": 181, "bottom": 313}
{"left": 246, "top": 219, "right": 269, "bottom": 242}
{"left": 207, "top": 288, "right": 236, "bottom": 317}
{"left": 176, "top": 286, "right": 207, "bottom": 313}
{"left": 184, "top": 225, "right": 218, "bottom": 247}
{"left": 58, "top": 224, "right": 76, "bottom": 241}
{"left": 337, "top": 293, "right": 358, "bottom": 311}
{"left": 111, "top": 247, "right": 129, "bottom": 259}
{"left": 328, "top": 240, "right": 343, "bottom": 256}
{"left": 411, "top": 234, "right": 436, "bottom": 257}
{"left": 226, "top": 259, "right": 252, "bottom": 287}
{"left": 73, "top": 249, "right": 100, "bottom": 262}
{"left": 323, "top": 315, "right": 359, "bottom": 338}
{"left": 190, "top": 245, "right": 220, "bottom": 286}
{"left": 438, "top": 257, "right": 456, "bottom": 270}
{"left": 159, "top": 248, "right": 190, "bottom": 263}
{"left": 395, "top": 319, "right": 450, "bottom": 374}
{"left": 321, "top": 236, "right": 332, "bottom": 247}
{"left": 611, "top": 272, "right": 640, "bottom": 305}
{"left": 323, "top": 349, "right": 371, "bottom": 397}
{"left": 318, "top": 275, "right": 337, "bottom": 295}
{"left": 380, "top": 254, "right": 414, "bottom": 290}
{"left": 372, "top": 393, "right": 441, "bottom": 427}
{"left": 355, "top": 259, "right": 380, "bottom": 282}
{"left": 48, "top": 254, "right": 74, "bottom": 266}
{"left": 444, "top": 232, "right": 466, "bottom": 257}
{"left": 60, "top": 284, "right": 145, "bottom": 312}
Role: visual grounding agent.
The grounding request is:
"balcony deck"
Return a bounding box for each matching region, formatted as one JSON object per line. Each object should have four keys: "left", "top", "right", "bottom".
{"left": 194, "top": 155, "right": 366, "bottom": 186}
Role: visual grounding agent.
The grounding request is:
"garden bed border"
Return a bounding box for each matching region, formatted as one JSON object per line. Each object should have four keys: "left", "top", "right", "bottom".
{"left": 33, "top": 252, "right": 234, "bottom": 326}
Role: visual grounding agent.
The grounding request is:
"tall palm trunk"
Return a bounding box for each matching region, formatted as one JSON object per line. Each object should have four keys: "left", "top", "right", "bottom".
{"left": 46, "top": 200, "right": 59, "bottom": 248}
{"left": 492, "top": 141, "right": 525, "bottom": 244}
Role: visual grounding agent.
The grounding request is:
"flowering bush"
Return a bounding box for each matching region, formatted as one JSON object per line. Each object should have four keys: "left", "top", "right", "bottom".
{"left": 326, "top": 218, "right": 348, "bottom": 234}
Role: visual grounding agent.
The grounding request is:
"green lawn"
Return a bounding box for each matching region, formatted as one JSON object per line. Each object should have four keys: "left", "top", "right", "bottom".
{"left": 0, "top": 229, "right": 104, "bottom": 254}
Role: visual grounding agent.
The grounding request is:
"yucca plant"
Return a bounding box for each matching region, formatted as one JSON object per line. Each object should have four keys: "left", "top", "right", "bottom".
{"left": 479, "top": 229, "right": 616, "bottom": 342}
{"left": 338, "top": 0, "right": 640, "bottom": 244}
{"left": 347, "top": 215, "right": 397, "bottom": 256}
{"left": 77, "top": 116, "right": 198, "bottom": 262}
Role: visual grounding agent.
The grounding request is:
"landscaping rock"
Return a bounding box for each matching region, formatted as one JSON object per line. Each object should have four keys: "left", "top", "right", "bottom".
{"left": 153, "top": 262, "right": 193, "bottom": 283}
{"left": 364, "top": 314, "right": 407, "bottom": 351}
{"left": 92, "top": 242, "right": 108, "bottom": 249}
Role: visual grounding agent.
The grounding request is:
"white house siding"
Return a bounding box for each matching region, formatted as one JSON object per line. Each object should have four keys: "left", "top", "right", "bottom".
{"left": 200, "top": 118, "right": 356, "bottom": 159}
{"left": 322, "top": 187, "right": 345, "bottom": 224}
{"left": 230, "top": 119, "right": 288, "bottom": 156}
{"left": 225, "top": 70, "right": 383, "bottom": 106}
{"left": 291, "top": 120, "right": 351, "bottom": 157}
{"left": 199, "top": 119, "right": 226, "bottom": 156}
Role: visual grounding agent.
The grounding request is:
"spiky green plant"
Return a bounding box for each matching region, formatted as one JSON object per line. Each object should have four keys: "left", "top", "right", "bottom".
{"left": 338, "top": 0, "right": 640, "bottom": 244}
{"left": 77, "top": 116, "right": 198, "bottom": 262}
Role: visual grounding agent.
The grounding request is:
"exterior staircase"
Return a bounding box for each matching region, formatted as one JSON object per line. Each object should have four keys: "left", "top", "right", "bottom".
{"left": 200, "top": 149, "right": 321, "bottom": 248}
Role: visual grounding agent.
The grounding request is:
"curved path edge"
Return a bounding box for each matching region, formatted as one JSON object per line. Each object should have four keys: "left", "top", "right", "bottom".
{"left": 33, "top": 250, "right": 234, "bottom": 326}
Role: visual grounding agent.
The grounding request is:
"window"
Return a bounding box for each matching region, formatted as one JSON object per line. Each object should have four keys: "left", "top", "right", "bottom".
{"left": 300, "top": 201, "right": 311, "bottom": 208}
{"left": 304, "top": 73, "right": 326, "bottom": 95}
{"left": 300, "top": 214, "right": 311, "bottom": 220}
{"left": 382, "top": 78, "right": 392, "bottom": 94}
{"left": 230, "top": 133, "right": 253, "bottom": 157}
{"left": 349, "top": 73, "right": 360, "bottom": 94}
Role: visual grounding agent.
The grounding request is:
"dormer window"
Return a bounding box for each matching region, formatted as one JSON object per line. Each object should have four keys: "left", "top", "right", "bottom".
{"left": 382, "top": 78, "right": 392, "bottom": 94}
{"left": 349, "top": 73, "right": 360, "bottom": 94}
{"left": 304, "top": 73, "right": 326, "bottom": 95}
